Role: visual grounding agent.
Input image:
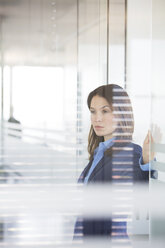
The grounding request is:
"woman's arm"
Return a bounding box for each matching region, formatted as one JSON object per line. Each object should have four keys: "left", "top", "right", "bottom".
{"left": 141, "top": 131, "right": 158, "bottom": 178}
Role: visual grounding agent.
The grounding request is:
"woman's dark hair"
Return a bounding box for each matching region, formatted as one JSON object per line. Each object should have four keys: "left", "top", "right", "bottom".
{"left": 87, "top": 84, "right": 134, "bottom": 160}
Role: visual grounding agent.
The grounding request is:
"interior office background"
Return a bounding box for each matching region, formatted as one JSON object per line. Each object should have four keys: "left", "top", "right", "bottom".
{"left": 0, "top": 0, "right": 165, "bottom": 247}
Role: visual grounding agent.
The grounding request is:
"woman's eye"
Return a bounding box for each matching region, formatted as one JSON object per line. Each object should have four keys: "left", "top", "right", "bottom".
{"left": 90, "top": 110, "right": 95, "bottom": 114}
{"left": 103, "top": 110, "right": 108, "bottom": 113}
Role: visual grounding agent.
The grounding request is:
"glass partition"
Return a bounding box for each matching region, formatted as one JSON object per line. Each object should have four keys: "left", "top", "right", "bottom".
{"left": 0, "top": 0, "right": 109, "bottom": 246}
{"left": 1, "top": 0, "right": 164, "bottom": 247}
{"left": 127, "top": 0, "right": 165, "bottom": 246}
{"left": 77, "top": 0, "right": 108, "bottom": 168}
{"left": 150, "top": 0, "right": 165, "bottom": 244}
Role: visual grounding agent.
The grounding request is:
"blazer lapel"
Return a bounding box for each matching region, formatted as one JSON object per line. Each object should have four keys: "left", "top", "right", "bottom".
{"left": 78, "top": 159, "right": 93, "bottom": 183}
{"left": 88, "top": 155, "right": 111, "bottom": 182}
{"left": 87, "top": 141, "right": 122, "bottom": 182}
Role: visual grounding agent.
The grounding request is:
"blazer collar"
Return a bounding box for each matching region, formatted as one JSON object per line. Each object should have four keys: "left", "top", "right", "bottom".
{"left": 79, "top": 141, "right": 132, "bottom": 184}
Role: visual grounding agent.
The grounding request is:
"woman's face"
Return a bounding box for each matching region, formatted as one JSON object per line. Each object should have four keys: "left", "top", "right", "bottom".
{"left": 90, "top": 95, "right": 116, "bottom": 141}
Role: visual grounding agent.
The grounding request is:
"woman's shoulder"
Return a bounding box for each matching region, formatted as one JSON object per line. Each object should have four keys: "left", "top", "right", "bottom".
{"left": 113, "top": 140, "right": 142, "bottom": 154}
{"left": 128, "top": 142, "right": 142, "bottom": 150}
{"left": 125, "top": 141, "right": 142, "bottom": 156}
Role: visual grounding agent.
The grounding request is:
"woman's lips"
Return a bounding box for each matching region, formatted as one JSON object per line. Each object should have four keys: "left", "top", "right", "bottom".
{"left": 95, "top": 126, "right": 104, "bottom": 129}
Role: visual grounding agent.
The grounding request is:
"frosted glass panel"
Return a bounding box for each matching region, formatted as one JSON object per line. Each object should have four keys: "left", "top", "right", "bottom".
{"left": 150, "top": 0, "right": 165, "bottom": 241}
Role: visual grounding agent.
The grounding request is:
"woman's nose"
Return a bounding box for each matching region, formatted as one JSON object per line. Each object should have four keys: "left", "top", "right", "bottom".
{"left": 95, "top": 113, "right": 102, "bottom": 122}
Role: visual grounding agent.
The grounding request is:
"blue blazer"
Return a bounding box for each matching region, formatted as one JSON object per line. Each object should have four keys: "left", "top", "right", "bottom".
{"left": 74, "top": 142, "right": 155, "bottom": 238}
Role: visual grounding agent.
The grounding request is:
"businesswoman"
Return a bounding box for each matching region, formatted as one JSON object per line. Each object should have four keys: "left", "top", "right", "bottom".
{"left": 74, "top": 84, "right": 154, "bottom": 239}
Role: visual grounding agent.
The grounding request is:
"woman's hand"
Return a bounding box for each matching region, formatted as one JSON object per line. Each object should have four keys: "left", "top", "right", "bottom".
{"left": 142, "top": 130, "right": 155, "bottom": 164}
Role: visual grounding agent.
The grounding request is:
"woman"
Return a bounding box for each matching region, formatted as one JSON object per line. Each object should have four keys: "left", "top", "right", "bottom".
{"left": 74, "top": 84, "right": 155, "bottom": 239}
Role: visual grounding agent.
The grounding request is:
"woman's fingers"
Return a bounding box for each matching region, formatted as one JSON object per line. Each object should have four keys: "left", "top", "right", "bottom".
{"left": 142, "top": 130, "right": 155, "bottom": 163}
{"left": 144, "top": 130, "right": 154, "bottom": 145}
{"left": 151, "top": 124, "right": 163, "bottom": 143}
{"left": 148, "top": 130, "right": 154, "bottom": 144}
{"left": 144, "top": 131, "right": 149, "bottom": 144}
